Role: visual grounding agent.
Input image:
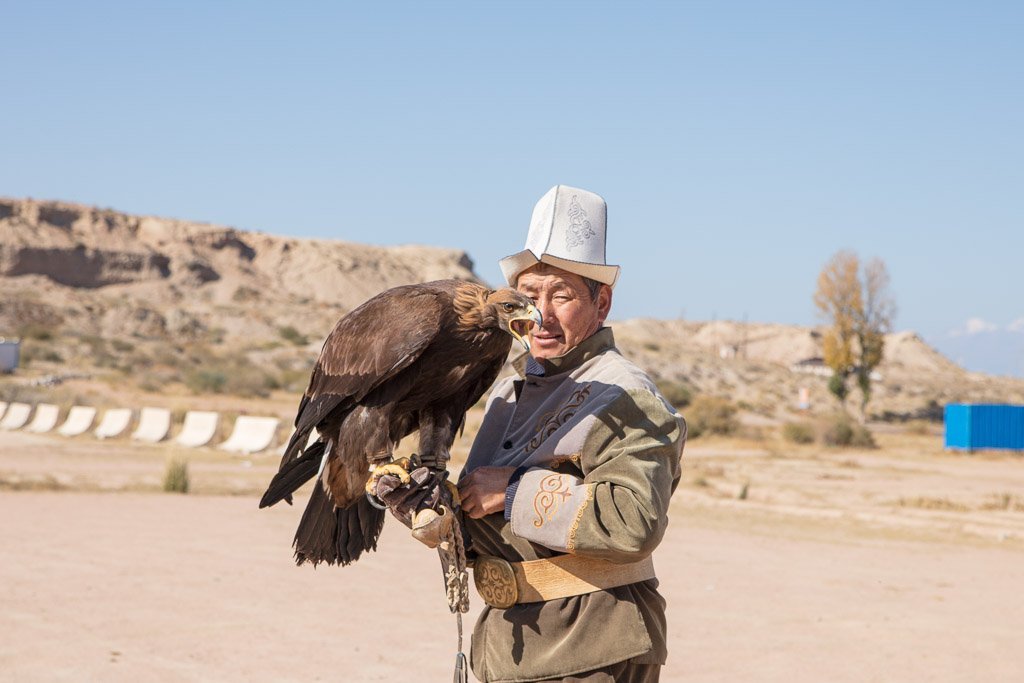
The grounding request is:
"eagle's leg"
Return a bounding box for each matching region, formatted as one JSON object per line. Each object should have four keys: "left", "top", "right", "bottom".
{"left": 415, "top": 408, "right": 460, "bottom": 470}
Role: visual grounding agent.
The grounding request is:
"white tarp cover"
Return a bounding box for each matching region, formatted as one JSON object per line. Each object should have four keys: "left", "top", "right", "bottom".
{"left": 131, "top": 407, "right": 171, "bottom": 443}
{"left": 219, "top": 416, "right": 280, "bottom": 454}
{"left": 175, "top": 410, "right": 219, "bottom": 448}
{"left": 57, "top": 406, "right": 97, "bottom": 436}
{"left": 95, "top": 408, "right": 133, "bottom": 439}
{"left": 0, "top": 402, "right": 32, "bottom": 430}
{"left": 25, "top": 403, "right": 60, "bottom": 433}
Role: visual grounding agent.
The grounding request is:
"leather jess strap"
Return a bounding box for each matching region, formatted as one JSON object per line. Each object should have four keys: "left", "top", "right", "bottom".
{"left": 473, "top": 554, "right": 656, "bottom": 609}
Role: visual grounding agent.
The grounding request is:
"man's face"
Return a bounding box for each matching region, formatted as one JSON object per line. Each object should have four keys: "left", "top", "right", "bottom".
{"left": 515, "top": 265, "right": 612, "bottom": 360}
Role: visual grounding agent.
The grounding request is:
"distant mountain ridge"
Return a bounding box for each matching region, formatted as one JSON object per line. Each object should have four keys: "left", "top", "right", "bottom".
{"left": 2, "top": 196, "right": 1023, "bottom": 419}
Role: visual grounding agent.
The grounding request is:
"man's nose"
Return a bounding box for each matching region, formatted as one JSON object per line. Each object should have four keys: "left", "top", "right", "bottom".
{"left": 536, "top": 298, "right": 557, "bottom": 327}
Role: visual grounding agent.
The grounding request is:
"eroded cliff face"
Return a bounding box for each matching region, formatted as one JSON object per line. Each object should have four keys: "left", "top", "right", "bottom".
{"left": 0, "top": 197, "right": 480, "bottom": 342}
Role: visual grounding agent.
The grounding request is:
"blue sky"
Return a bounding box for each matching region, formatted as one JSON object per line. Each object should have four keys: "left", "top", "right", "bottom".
{"left": 2, "top": 2, "right": 1022, "bottom": 376}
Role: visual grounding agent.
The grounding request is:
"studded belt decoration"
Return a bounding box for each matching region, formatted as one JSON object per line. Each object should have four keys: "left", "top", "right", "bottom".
{"left": 472, "top": 554, "right": 656, "bottom": 609}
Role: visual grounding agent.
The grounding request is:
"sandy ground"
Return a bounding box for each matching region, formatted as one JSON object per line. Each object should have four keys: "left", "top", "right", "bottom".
{"left": 1, "top": 430, "right": 1023, "bottom": 682}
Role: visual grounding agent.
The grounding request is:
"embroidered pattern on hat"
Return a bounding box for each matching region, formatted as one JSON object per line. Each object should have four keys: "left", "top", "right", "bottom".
{"left": 566, "top": 194, "right": 596, "bottom": 248}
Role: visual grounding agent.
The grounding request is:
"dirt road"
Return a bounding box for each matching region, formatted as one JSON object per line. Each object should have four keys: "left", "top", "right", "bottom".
{"left": 1, "top": 489, "right": 1021, "bottom": 682}
{"left": 2, "top": 427, "right": 1023, "bottom": 682}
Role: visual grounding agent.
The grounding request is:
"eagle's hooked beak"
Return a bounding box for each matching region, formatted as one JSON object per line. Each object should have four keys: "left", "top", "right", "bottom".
{"left": 509, "top": 304, "right": 542, "bottom": 352}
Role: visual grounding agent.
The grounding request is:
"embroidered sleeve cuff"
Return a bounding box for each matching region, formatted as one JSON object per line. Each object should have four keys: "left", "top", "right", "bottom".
{"left": 509, "top": 468, "right": 591, "bottom": 553}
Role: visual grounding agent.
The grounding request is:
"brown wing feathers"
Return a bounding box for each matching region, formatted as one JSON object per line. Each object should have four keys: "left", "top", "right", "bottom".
{"left": 260, "top": 280, "right": 516, "bottom": 567}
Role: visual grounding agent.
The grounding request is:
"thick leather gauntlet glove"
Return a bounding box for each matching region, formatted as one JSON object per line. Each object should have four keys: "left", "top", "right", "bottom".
{"left": 372, "top": 465, "right": 444, "bottom": 527}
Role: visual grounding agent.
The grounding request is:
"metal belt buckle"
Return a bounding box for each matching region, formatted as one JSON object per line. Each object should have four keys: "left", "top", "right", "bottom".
{"left": 473, "top": 556, "right": 518, "bottom": 609}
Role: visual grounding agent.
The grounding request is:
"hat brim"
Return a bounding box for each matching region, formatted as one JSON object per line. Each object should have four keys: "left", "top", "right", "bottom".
{"left": 499, "top": 250, "right": 620, "bottom": 289}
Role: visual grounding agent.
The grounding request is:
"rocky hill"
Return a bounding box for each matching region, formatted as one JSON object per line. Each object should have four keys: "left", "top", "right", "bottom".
{"left": 3, "top": 197, "right": 1023, "bottom": 419}
{"left": 0, "top": 197, "right": 478, "bottom": 343}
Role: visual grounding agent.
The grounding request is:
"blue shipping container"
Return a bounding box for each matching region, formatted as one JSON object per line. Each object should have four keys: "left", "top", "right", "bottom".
{"left": 944, "top": 403, "right": 1024, "bottom": 451}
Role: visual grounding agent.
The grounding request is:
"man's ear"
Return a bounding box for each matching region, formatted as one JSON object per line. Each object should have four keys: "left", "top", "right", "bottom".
{"left": 596, "top": 285, "right": 612, "bottom": 324}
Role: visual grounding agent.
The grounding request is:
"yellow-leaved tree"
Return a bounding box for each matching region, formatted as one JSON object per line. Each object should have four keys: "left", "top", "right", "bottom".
{"left": 814, "top": 250, "right": 896, "bottom": 421}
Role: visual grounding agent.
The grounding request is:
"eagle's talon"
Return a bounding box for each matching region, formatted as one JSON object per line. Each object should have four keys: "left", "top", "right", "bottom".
{"left": 445, "top": 479, "right": 461, "bottom": 506}
{"left": 365, "top": 491, "right": 388, "bottom": 510}
{"left": 364, "top": 458, "right": 413, "bottom": 495}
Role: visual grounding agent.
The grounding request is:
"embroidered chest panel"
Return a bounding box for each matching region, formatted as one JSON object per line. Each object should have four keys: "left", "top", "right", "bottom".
{"left": 525, "top": 384, "right": 591, "bottom": 455}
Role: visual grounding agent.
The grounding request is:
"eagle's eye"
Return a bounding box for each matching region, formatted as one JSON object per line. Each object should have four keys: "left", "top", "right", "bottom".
{"left": 502, "top": 302, "right": 515, "bottom": 312}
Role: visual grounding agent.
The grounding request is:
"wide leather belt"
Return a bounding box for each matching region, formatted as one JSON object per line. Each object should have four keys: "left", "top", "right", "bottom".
{"left": 472, "top": 554, "right": 656, "bottom": 609}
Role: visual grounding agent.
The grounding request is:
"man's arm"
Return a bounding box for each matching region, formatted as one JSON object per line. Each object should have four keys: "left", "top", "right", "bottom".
{"left": 462, "top": 389, "right": 685, "bottom": 563}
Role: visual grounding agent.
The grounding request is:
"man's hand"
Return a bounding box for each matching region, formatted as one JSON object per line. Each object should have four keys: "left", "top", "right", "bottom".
{"left": 372, "top": 466, "right": 443, "bottom": 527}
{"left": 458, "top": 466, "right": 517, "bottom": 519}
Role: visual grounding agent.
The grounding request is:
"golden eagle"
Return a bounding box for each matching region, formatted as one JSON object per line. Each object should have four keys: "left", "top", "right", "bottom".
{"left": 260, "top": 280, "right": 540, "bottom": 566}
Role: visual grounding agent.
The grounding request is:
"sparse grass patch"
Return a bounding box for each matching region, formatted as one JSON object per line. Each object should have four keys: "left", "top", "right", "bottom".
{"left": 685, "top": 395, "right": 739, "bottom": 439}
{"left": 738, "top": 425, "right": 768, "bottom": 442}
{"left": 903, "top": 420, "right": 933, "bottom": 436}
{"left": 18, "top": 323, "right": 53, "bottom": 341}
{"left": 981, "top": 493, "right": 1024, "bottom": 512}
{"left": 278, "top": 326, "right": 309, "bottom": 346}
{"left": 0, "top": 475, "right": 69, "bottom": 492}
{"left": 782, "top": 421, "right": 815, "bottom": 444}
{"left": 185, "top": 369, "right": 227, "bottom": 394}
{"left": 232, "top": 286, "right": 260, "bottom": 303}
{"left": 657, "top": 380, "right": 695, "bottom": 410}
{"left": 820, "top": 415, "right": 876, "bottom": 449}
{"left": 163, "top": 458, "right": 190, "bottom": 494}
{"left": 21, "top": 345, "right": 64, "bottom": 364}
{"left": 182, "top": 350, "right": 277, "bottom": 398}
{"left": 897, "top": 496, "right": 968, "bottom": 512}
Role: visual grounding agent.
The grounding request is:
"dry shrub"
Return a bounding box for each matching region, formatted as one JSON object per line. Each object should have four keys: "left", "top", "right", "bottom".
{"left": 183, "top": 353, "right": 276, "bottom": 398}
{"left": 657, "top": 380, "right": 694, "bottom": 410}
{"left": 18, "top": 323, "right": 53, "bottom": 341}
{"left": 278, "top": 325, "right": 309, "bottom": 346}
{"left": 163, "top": 458, "right": 190, "bottom": 494}
{"left": 897, "top": 496, "right": 967, "bottom": 512}
{"left": 903, "top": 420, "right": 933, "bottom": 436}
{"left": 20, "top": 345, "right": 63, "bottom": 365}
{"left": 685, "top": 395, "right": 739, "bottom": 439}
{"left": 821, "top": 415, "right": 876, "bottom": 448}
{"left": 782, "top": 421, "right": 815, "bottom": 444}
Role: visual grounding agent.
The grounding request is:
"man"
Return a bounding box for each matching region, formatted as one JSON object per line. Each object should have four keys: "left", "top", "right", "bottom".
{"left": 456, "top": 185, "right": 687, "bottom": 682}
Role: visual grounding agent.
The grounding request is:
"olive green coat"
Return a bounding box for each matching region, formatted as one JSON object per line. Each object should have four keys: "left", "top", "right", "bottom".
{"left": 461, "top": 328, "right": 686, "bottom": 682}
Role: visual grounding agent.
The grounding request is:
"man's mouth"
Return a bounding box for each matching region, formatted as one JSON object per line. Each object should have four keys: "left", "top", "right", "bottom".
{"left": 531, "top": 330, "right": 561, "bottom": 342}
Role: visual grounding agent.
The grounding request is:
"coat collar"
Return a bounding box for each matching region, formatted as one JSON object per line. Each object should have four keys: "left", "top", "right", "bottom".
{"left": 512, "top": 327, "right": 616, "bottom": 378}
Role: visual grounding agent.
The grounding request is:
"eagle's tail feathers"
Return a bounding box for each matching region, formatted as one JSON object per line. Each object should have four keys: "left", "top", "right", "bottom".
{"left": 293, "top": 484, "right": 384, "bottom": 567}
{"left": 259, "top": 440, "right": 325, "bottom": 509}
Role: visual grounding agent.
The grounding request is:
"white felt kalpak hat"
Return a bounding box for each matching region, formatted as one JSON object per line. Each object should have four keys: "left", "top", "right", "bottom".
{"left": 499, "top": 185, "right": 620, "bottom": 289}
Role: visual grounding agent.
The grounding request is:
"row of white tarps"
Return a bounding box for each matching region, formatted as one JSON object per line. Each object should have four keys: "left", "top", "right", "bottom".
{"left": 0, "top": 402, "right": 31, "bottom": 430}
{"left": 58, "top": 406, "right": 96, "bottom": 436}
{"left": 175, "top": 410, "right": 219, "bottom": 448}
{"left": 218, "top": 416, "right": 281, "bottom": 454}
{"left": 133, "top": 407, "right": 171, "bottom": 443}
{"left": 95, "top": 408, "right": 132, "bottom": 439}
{"left": 0, "top": 402, "right": 282, "bottom": 454}
{"left": 25, "top": 403, "right": 60, "bottom": 433}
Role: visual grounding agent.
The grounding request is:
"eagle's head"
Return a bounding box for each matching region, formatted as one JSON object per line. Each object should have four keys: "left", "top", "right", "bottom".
{"left": 485, "top": 288, "right": 542, "bottom": 352}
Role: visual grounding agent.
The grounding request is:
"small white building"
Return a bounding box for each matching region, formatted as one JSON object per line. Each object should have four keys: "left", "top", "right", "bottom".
{"left": 0, "top": 338, "right": 21, "bottom": 373}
